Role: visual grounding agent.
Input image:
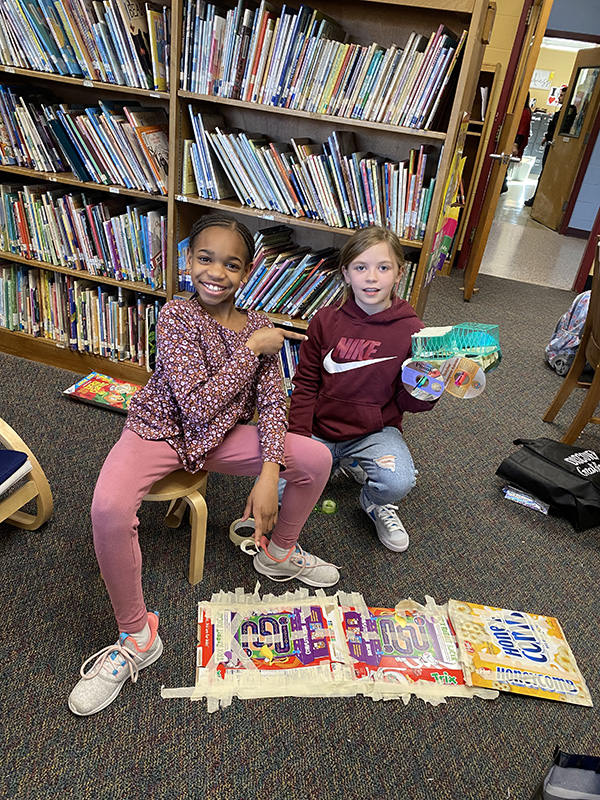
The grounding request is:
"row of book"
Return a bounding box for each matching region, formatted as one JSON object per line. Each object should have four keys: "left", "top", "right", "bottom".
{"left": 184, "top": 112, "right": 436, "bottom": 239}
{"left": 0, "top": 88, "right": 169, "bottom": 195}
{"left": 0, "top": 0, "right": 170, "bottom": 91}
{"left": 0, "top": 182, "right": 167, "bottom": 289}
{"left": 178, "top": 224, "right": 418, "bottom": 319}
{"left": 0, "top": 261, "right": 162, "bottom": 368}
{"left": 180, "top": 1, "right": 466, "bottom": 131}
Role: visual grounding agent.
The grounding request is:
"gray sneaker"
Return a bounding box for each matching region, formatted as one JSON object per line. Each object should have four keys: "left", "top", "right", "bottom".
{"left": 338, "top": 458, "right": 367, "bottom": 485}
{"left": 360, "top": 488, "right": 409, "bottom": 552}
{"left": 68, "top": 611, "right": 163, "bottom": 716}
{"left": 253, "top": 543, "right": 340, "bottom": 587}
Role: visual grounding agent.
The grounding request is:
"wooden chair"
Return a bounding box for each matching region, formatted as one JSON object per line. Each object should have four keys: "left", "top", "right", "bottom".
{"left": 144, "top": 469, "right": 208, "bottom": 585}
{"left": 543, "top": 237, "right": 600, "bottom": 444}
{"left": 0, "top": 418, "right": 53, "bottom": 530}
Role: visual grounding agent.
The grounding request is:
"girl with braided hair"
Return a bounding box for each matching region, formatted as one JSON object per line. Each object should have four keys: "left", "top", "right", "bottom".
{"left": 69, "top": 213, "right": 338, "bottom": 716}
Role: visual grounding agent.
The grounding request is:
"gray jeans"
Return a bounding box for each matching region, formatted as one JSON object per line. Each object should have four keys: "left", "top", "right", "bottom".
{"left": 279, "top": 426, "right": 417, "bottom": 507}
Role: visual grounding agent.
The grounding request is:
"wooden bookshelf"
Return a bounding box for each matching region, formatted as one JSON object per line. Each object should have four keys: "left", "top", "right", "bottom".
{"left": 0, "top": 0, "right": 493, "bottom": 380}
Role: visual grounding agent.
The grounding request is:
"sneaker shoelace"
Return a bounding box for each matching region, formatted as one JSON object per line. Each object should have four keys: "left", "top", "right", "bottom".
{"left": 79, "top": 633, "right": 141, "bottom": 684}
{"left": 371, "top": 503, "right": 404, "bottom": 531}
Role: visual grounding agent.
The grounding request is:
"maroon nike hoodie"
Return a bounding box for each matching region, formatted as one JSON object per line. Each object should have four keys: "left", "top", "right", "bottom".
{"left": 288, "top": 295, "right": 436, "bottom": 442}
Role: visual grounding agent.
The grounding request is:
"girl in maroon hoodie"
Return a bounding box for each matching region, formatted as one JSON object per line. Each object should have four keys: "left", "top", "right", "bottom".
{"left": 287, "top": 226, "right": 437, "bottom": 552}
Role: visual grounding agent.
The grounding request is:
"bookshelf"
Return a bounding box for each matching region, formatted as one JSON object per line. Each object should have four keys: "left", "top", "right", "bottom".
{"left": 0, "top": 0, "right": 493, "bottom": 382}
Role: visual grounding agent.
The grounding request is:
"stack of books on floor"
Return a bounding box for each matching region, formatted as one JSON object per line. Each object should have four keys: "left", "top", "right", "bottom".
{"left": 179, "top": 224, "right": 418, "bottom": 318}
{"left": 0, "top": 89, "right": 170, "bottom": 196}
{"left": 0, "top": 261, "right": 161, "bottom": 368}
{"left": 0, "top": 183, "right": 166, "bottom": 289}
{"left": 0, "top": 0, "right": 170, "bottom": 91}
{"left": 180, "top": 2, "right": 466, "bottom": 131}
{"left": 184, "top": 113, "right": 436, "bottom": 239}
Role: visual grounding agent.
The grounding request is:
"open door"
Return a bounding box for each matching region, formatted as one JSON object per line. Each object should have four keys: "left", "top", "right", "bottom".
{"left": 457, "top": 0, "right": 554, "bottom": 301}
{"left": 531, "top": 47, "right": 600, "bottom": 231}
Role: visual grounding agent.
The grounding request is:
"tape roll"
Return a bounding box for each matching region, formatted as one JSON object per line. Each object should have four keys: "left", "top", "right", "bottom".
{"left": 229, "top": 517, "right": 256, "bottom": 547}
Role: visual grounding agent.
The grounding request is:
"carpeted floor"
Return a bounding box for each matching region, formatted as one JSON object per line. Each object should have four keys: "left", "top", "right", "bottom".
{"left": 2, "top": 270, "right": 599, "bottom": 800}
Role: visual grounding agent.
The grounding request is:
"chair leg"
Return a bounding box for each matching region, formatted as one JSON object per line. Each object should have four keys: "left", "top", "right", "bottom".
{"left": 543, "top": 349, "right": 589, "bottom": 423}
{"left": 186, "top": 490, "right": 208, "bottom": 585}
{"left": 4, "top": 470, "right": 53, "bottom": 531}
{"left": 164, "top": 498, "right": 187, "bottom": 529}
{"left": 560, "top": 369, "right": 600, "bottom": 444}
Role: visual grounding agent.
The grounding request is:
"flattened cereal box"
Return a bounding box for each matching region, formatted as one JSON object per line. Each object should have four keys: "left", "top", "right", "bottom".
{"left": 449, "top": 600, "right": 592, "bottom": 706}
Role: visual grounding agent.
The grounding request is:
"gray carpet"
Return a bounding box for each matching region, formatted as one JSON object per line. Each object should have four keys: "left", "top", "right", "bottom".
{"left": 1, "top": 269, "right": 599, "bottom": 800}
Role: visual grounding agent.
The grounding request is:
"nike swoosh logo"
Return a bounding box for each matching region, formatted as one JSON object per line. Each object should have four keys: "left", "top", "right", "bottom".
{"left": 323, "top": 350, "right": 397, "bottom": 373}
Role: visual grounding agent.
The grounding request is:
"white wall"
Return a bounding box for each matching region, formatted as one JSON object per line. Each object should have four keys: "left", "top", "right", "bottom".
{"left": 568, "top": 133, "right": 600, "bottom": 231}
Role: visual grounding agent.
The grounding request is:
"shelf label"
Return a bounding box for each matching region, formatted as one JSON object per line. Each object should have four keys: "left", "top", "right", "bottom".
{"left": 261, "top": 213, "right": 275, "bottom": 220}
{"left": 83, "top": 79, "right": 93, "bottom": 88}
{"left": 5, "top": 66, "right": 15, "bottom": 73}
{"left": 109, "top": 187, "right": 120, "bottom": 194}
{"left": 49, "top": 176, "right": 57, "bottom": 182}
{"left": 149, "top": 92, "right": 160, "bottom": 98}
{"left": 176, "top": 194, "right": 188, "bottom": 202}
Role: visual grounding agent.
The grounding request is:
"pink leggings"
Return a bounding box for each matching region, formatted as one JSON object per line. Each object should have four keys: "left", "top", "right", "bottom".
{"left": 91, "top": 426, "right": 332, "bottom": 632}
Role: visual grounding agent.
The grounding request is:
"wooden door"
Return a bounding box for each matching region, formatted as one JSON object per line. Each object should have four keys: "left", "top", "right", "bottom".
{"left": 457, "top": 0, "right": 554, "bottom": 301}
{"left": 531, "top": 47, "right": 600, "bottom": 231}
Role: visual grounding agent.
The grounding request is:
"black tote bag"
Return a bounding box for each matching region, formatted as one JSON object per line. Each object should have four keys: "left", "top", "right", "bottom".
{"left": 496, "top": 438, "right": 600, "bottom": 532}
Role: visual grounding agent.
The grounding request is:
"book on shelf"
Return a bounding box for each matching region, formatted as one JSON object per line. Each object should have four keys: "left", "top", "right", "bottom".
{"left": 145, "top": 2, "right": 167, "bottom": 91}
{"left": 0, "top": 180, "right": 167, "bottom": 288}
{"left": 187, "top": 109, "right": 235, "bottom": 200}
{"left": 63, "top": 370, "right": 141, "bottom": 412}
{"left": 0, "top": 261, "right": 163, "bottom": 364}
{"left": 179, "top": 5, "right": 460, "bottom": 130}
{"left": 181, "top": 139, "right": 198, "bottom": 195}
{"left": 136, "top": 124, "right": 169, "bottom": 195}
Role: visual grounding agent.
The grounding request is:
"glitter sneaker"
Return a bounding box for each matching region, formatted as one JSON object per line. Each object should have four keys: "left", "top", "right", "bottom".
{"left": 359, "top": 488, "right": 409, "bottom": 552}
{"left": 68, "top": 611, "right": 163, "bottom": 716}
{"left": 249, "top": 538, "right": 340, "bottom": 587}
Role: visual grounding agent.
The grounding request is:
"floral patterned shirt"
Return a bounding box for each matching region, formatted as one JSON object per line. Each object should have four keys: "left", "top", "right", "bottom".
{"left": 126, "top": 298, "right": 287, "bottom": 472}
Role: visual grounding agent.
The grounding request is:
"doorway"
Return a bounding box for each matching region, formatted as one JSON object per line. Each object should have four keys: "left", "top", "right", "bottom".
{"left": 478, "top": 36, "right": 597, "bottom": 290}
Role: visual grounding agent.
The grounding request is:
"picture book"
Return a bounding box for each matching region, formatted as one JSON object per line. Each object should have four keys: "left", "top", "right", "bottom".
{"left": 63, "top": 370, "right": 141, "bottom": 413}
{"left": 449, "top": 599, "right": 593, "bottom": 706}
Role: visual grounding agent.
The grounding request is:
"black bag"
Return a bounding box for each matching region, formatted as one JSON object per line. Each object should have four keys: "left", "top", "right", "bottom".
{"left": 496, "top": 437, "right": 600, "bottom": 532}
{"left": 530, "top": 746, "right": 600, "bottom": 800}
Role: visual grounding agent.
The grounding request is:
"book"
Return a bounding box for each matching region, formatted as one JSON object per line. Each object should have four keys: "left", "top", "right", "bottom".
{"left": 146, "top": 2, "right": 167, "bottom": 91}
{"left": 63, "top": 370, "right": 141, "bottom": 412}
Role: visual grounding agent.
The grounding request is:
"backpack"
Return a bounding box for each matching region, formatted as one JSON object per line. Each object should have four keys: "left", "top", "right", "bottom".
{"left": 545, "top": 291, "right": 590, "bottom": 376}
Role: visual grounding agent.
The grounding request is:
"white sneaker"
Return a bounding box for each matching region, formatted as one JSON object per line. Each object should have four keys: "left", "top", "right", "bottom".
{"left": 360, "top": 488, "right": 409, "bottom": 552}
{"left": 337, "top": 458, "right": 367, "bottom": 485}
{"left": 68, "top": 611, "right": 163, "bottom": 716}
{"left": 252, "top": 542, "right": 340, "bottom": 587}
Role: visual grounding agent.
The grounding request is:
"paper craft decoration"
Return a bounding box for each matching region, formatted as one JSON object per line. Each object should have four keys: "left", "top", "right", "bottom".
{"left": 449, "top": 600, "right": 592, "bottom": 707}
{"left": 63, "top": 372, "right": 142, "bottom": 413}
{"left": 162, "top": 589, "right": 498, "bottom": 711}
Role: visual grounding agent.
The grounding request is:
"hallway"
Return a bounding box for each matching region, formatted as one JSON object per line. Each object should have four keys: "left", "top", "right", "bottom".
{"left": 478, "top": 175, "right": 587, "bottom": 291}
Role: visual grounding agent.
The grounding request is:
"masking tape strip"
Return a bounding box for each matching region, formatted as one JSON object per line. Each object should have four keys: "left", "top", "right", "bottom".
{"left": 164, "top": 588, "right": 499, "bottom": 710}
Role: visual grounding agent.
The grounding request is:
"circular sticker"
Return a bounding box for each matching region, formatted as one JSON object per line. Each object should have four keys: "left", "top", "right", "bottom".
{"left": 439, "top": 357, "right": 486, "bottom": 399}
{"left": 402, "top": 360, "right": 445, "bottom": 401}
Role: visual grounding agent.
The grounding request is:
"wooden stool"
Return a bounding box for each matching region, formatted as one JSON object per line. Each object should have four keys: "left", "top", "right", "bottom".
{"left": 0, "top": 418, "right": 53, "bottom": 531}
{"left": 144, "top": 469, "right": 208, "bottom": 585}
